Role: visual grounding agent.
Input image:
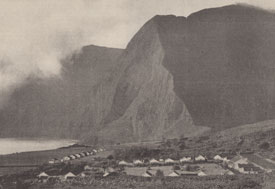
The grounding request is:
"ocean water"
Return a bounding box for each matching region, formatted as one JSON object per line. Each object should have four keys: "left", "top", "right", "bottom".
{"left": 0, "top": 138, "right": 76, "bottom": 155}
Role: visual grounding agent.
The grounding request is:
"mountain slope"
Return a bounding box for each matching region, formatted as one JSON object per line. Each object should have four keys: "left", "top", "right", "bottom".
{"left": 0, "top": 45, "right": 123, "bottom": 138}
{"left": 95, "top": 18, "right": 198, "bottom": 143}
{"left": 88, "top": 4, "right": 275, "bottom": 143}
{"left": 2, "top": 5, "right": 275, "bottom": 143}
{"left": 156, "top": 5, "right": 275, "bottom": 130}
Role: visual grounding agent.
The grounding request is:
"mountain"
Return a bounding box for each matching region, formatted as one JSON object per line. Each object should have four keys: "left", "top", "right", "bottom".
{"left": 168, "top": 5, "right": 275, "bottom": 130}
{"left": 90, "top": 4, "right": 275, "bottom": 143}
{"left": 2, "top": 4, "right": 275, "bottom": 143}
{"left": 0, "top": 45, "right": 123, "bottom": 138}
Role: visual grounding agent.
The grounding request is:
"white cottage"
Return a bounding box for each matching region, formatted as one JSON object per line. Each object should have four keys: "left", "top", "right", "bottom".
{"left": 225, "top": 170, "right": 235, "bottom": 175}
{"left": 48, "top": 159, "right": 55, "bottom": 164}
{"left": 75, "top": 154, "right": 81, "bottom": 158}
{"left": 69, "top": 155, "right": 76, "bottom": 160}
{"left": 168, "top": 171, "right": 180, "bottom": 177}
{"left": 149, "top": 159, "right": 160, "bottom": 164}
{"left": 133, "top": 160, "right": 143, "bottom": 165}
{"left": 214, "top": 155, "right": 223, "bottom": 161}
{"left": 165, "top": 158, "right": 176, "bottom": 164}
{"left": 38, "top": 172, "right": 49, "bottom": 179}
{"left": 198, "top": 170, "right": 207, "bottom": 176}
{"left": 195, "top": 155, "right": 206, "bottom": 162}
{"left": 118, "top": 160, "right": 129, "bottom": 166}
{"left": 62, "top": 156, "right": 71, "bottom": 161}
{"left": 64, "top": 172, "right": 76, "bottom": 179}
{"left": 180, "top": 157, "right": 192, "bottom": 163}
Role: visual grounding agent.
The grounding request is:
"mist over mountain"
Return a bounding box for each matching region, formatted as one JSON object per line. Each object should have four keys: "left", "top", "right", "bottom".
{"left": 0, "top": 45, "right": 123, "bottom": 139}
{"left": 1, "top": 4, "right": 275, "bottom": 143}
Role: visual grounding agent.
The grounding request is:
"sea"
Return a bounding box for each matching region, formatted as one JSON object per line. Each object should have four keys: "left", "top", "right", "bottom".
{"left": 0, "top": 138, "right": 76, "bottom": 155}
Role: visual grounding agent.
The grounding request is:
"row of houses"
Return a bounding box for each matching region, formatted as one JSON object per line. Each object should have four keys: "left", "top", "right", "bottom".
{"left": 124, "top": 164, "right": 235, "bottom": 178}
{"left": 38, "top": 164, "right": 234, "bottom": 181}
{"left": 118, "top": 154, "right": 267, "bottom": 175}
{"left": 38, "top": 171, "right": 79, "bottom": 181}
{"left": 38, "top": 165, "right": 117, "bottom": 182}
{"left": 141, "top": 169, "right": 234, "bottom": 177}
{"left": 118, "top": 154, "right": 228, "bottom": 166}
{"left": 48, "top": 148, "right": 105, "bottom": 164}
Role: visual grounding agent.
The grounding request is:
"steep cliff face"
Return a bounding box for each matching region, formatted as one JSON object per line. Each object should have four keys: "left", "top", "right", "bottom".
{"left": 95, "top": 17, "right": 201, "bottom": 143}
{"left": 160, "top": 5, "right": 275, "bottom": 129}
{"left": 92, "top": 5, "right": 275, "bottom": 142}
{"left": 2, "top": 5, "right": 275, "bottom": 143}
{"left": 0, "top": 45, "right": 123, "bottom": 138}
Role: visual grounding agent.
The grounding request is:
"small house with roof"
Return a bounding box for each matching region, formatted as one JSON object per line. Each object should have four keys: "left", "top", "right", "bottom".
{"left": 38, "top": 172, "right": 49, "bottom": 179}
{"left": 48, "top": 158, "right": 58, "bottom": 164}
{"left": 118, "top": 160, "right": 129, "bottom": 166}
{"left": 214, "top": 155, "right": 223, "bottom": 161}
{"left": 133, "top": 160, "right": 143, "bottom": 165}
{"left": 165, "top": 158, "right": 176, "bottom": 164}
{"left": 93, "top": 149, "right": 98, "bottom": 153}
{"left": 62, "top": 156, "right": 71, "bottom": 161}
{"left": 69, "top": 155, "right": 76, "bottom": 160}
{"left": 228, "top": 156, "right": 248, "bottom": 170}
{"left": 149, "top": 159, "right": 160, "bottom": 165}
{"left": 75, "top": 154, "right": 81, "bottom": 158}
{"left": 64, "top": 172, "right": 76, "bottom": 180}
{"left": 225, "top": 170, "right": 235, "bottom": 175}
{"left": 195, "top": 155, "right": 206, "bottom": 162}
{"left": 197, "top": 170, "right": 207, "bottom": 176}
{"left": 168, "top": 171, "right": 180, "bottom": 177}
{"left": 180, "top": 157, "right": 192, "bottom": 163}
{"left": 84, "top": 152, "right": 89, "bottom": 156}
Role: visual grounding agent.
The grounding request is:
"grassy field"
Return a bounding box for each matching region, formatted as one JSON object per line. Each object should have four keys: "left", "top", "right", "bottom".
{"left": 27, "top": 175, "right": 263, "bottom": 189}
{"left": 0, "top": 145, "right": 111, "bottom": 175}
{"left": 0, "top": 167, "right": 37, "bottom": 176}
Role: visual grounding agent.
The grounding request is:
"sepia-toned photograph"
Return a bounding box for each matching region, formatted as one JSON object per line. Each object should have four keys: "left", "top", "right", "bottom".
{"left": 1, "top": 0, "right": 275, "bottom": 188}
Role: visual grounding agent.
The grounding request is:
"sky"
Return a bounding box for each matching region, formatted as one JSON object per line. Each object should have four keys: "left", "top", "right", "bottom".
{"left": 0, "top": 0, "right": 275, "bottom": 105}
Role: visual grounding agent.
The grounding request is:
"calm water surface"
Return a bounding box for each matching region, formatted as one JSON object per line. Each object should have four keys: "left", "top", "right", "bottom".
{"left": 0, "top": 138, "right": 76, "bottom": 155}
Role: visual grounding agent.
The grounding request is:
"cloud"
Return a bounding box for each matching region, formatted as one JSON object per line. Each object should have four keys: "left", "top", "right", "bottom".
{"left": 0, "top": 0, "right": 92, "bottom": 104}
{"left": 0, "top": 0, "right": 275, "bottom": 107}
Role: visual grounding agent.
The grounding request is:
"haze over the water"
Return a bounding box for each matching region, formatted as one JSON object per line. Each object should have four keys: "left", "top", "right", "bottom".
{"left": 0, "top": 138, "right": 76, "bottom": 155}
{"left": 0, "top": 0, "right": 275, "bottom": 106}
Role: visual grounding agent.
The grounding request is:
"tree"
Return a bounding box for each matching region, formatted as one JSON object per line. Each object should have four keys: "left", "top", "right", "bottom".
{"left": 179, "top": 143, "right": 185, "bottom": 150}
{"left": 259, "top": 142, "right": 270, "bottom": 150}
{"left": 144, "top": 158, "right": 150, "bottom": 164}
{"left": 186, "top": 164, "right": 191, "bottom": 171}
{"left": 155, "top": 169, "right": 165, "bottom": 185}
{"left": 173, "top": 165, "right": 181, "bottom": 170}
{"left": 155, "top": 169, "right": 164, "bottom": 178}
{"left": 107, "top": 155, "right": 114, "bottom": 160}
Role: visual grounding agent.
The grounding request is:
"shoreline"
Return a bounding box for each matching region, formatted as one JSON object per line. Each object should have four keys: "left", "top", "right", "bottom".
{"left": 0, "top": 138, "right": 78, "bottom": 156}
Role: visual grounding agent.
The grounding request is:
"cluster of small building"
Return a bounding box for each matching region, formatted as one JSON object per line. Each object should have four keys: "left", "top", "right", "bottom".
{"left": 48, "top": 148, "right": 105, "bottom": 164}
{"left": 118, "top": 154, "right": 221, "bottom": 166}
{"left": 118, "top": 154, "right": 266, "bottom": 175}
{"left": 125, "top": 165, "right": 234, "bottom": 178}
{"left": 227, "top": 156, "right": 265, "bottom": 174}
{"left": 39, "top": 153, "right": 269, "bottom": 183}
{"left": 38, "top": 165, "right": 116, "bottom": 182}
